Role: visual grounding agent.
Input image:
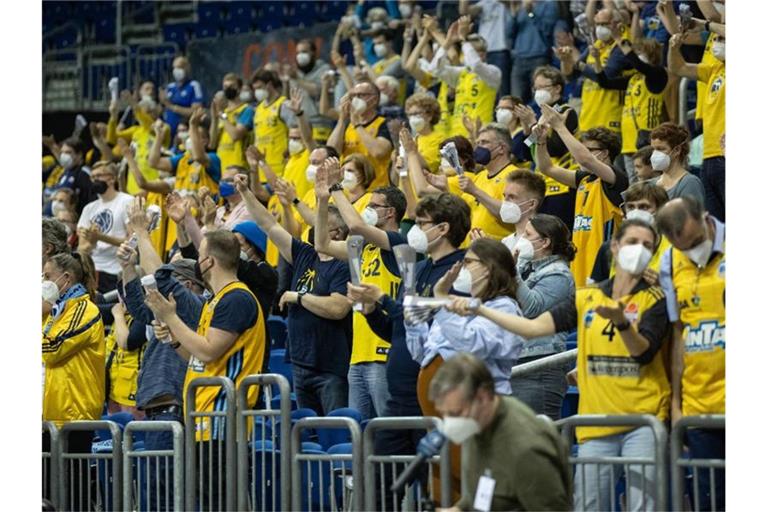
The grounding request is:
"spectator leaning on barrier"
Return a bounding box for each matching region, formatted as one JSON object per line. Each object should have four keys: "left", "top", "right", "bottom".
{"left": 235, "top": 173, "right": 353, "bottom": 415}
{"left": 42, "top": 251, "right": 105, "bottom": 511}
{"left": 508, "top": 213, "right": 576, "bottom": 420}
{"left": 472, "top": 219, "right": 672, "bottom": 511}
{"left": 76, "top": 161, "right": 134, "bottom": 294}
{"left": 657, "top": 196, "right": 725, "bottom": 511}
{"left": 429, "top": 352, "right": 572, "bottom": 511}
{"left": 161, "top": 56, "right": 204, "bottom": 138}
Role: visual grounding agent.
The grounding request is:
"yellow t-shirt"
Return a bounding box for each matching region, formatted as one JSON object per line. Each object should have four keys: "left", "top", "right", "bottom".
{"left": 450, "top": 68, "right": 497, "bottom": 138}
{"left": 695, "top": 33, "right": 717, "bottom": 122}
{"left": 621, "top": 73, "right": 667, "bottom": 154}
{"left": 282, "top": 149, "right": 312, "bottom": 200}
{"left": 697, "top": 61, "right": 725, "bottom": 159}
{"left": 668, "top": 244, "right": 725, "bottom": 416}
{"left": 255, "top": 96, "right": 289, "bottom": 176}
{"left": 342, "top": 116, "right": 391, "bottom": 189}
{"left": 448, "top": 163, "right": 519, "bottom": 241}
{"left": 575, "top": 283, "right": 670, "bottom": 443}
{"left": 580, "top": 40, "right": 625, "bottom": 133}
{"left": 416, "top": 129, "right": 443, "bottom": 174}
{"left": 216, "top": 102, "right": 251, "bottom": 171}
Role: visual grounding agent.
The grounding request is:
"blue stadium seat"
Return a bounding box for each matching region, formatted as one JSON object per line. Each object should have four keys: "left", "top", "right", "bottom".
{"left": 302, "top": 441, "right": 324, "bottom": 452}
{"left": 299, "top": 448, "right": 332, "bottom": 511}
{"left": 195, "top": 22, "right": 220, "bottom": 40}
{"left": 319, "top": 1, "right": 351, "bottom": 21}
{"left": 268, "top": 349, "right": 292, "bottom": 385}
{"left": 95, "top": 412, "right": 134, "bottom": 442}
{"left": 228, "top": 2, "right": 255, "bottom": 20}
{"left": 316, "top": 408, "right": 362, "bottom": 450}
{"left": 93, "top": 17, "right": 117, "bottom": 44}
{"left": 328, "top": 443, "right": 354, "bottom": 508}
{"left": 197, "top": 2, "right": 224, "bottom": 24}
{"left": 162, "top": 23, "right": 192, "bottom": 47}
{"left": 256, "top": 18, "right": 283, "bottom": 33}
{"left": 270, "top": 391, "right": 298, "bottom": 411}
{"left": 52, "top": 27, "right": 80, "bottom": 50}
{"left": 267, "top": 315, "right": 287, "bottom": 348}
{"left": 250, "top": 444, "right": 281, "bottom": 510}
{"left": 284, "top": 1, "right": 317, "bottom": 27}
{"left": 222, "top": 17, "right": 253, "bottom": 35}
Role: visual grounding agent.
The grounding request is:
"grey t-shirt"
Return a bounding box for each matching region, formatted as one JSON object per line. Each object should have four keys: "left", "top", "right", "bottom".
{"left": 653, "top": 172, "right": 706, "bottom": 206}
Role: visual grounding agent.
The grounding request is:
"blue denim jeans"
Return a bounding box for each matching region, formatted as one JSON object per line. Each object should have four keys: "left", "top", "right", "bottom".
{"left": 701, "top": 156, "right": 725, "bottom": 222}
{"left": 293, "top": 364, "right": 348, "bottom": 415}
{"left": 348, "top": 362, "right": 391, "bottom": 421}
{"left": 511, "top": 55, "right": 550, "bottom": 104}
{"left": 686, "top": 428, "right": 725, "bottom": 511}
{"left": 574, "top": 426, "right": 657, "bottom": 511}
{"left": 141, "top": 409, "right": 183, "bottom": 512}
{"left": 509, "top": 358, "right": 569, "bottom": 420}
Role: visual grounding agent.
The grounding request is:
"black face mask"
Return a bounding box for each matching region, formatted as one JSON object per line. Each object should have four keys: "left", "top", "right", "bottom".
{"left": 92, "top": 180, "right": 109, "bottom": 195}
{"left": 224, "top": 87, "right": 238, "bottom": 100}
{"left": 194, "top": 257, "right": 213, "bottom": 286}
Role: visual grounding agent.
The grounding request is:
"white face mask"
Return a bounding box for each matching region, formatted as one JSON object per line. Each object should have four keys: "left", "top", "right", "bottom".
{"left": 399, "top": 3, "right": 412, "bottom": 18}
{"left": 625, "top": 209, "right": 655, "bottom": 226}
{"left": 409, "top": 115, "right": 426, "bottom": 133}
{"left": 407, "top": 224, "right": 439, "bottom": 254}
{"left": 288, "top": 139, "right": 305, "bottom": 155}
{"left": 684, "top": 236, "right": 714, "bottom": 268}
{"left": 534, "top": 89, "right": 553, "bottom": 107}
{"left": 362, "top": 207, "right": 379, "bottom": 226}
{"left": 177, "top": 130, "right": 189, "bottom": 144}
{"left": 42, "top": 280, "right": 60, "bottom": 304}
{"left": 453, "top": 266, "right": 473, "bottom": 295}
{"left": 51, "top": 200, "right": 67, "bottom": 216}
{"left": 650, "top": 150, "right": 671, "bottom": 171}
{"left": 499, "top": 199, "right": 532, "bottom": 224}
{"left": 139, "top": 95, "right": 157, "bottom": 110}
{"left": 239, "top": 250, "right": 250, "bottom": 261}
{"left": 351, "top": 97, "right": 368, "bottom": 113}
{"left": 296, "top": 52, "right": 312, "bottom": 67}
{"left": 442, "top": 416, "right": 481, "bottom": 445}
{"left": 342, "top": 170, "right": 358, "bottom": 190}
{"left": 58, "top": 152, "right": 74, "bottom": 169}
{"left": 306, "top": 164, "right": 318, "bottom": 183}
{"left": 378, "top": 93, "right": 390, "bottom": 106}
{"left": 516, "top": 236, "right": 536, "bottom": 263}
{"left": 254, "top": 88, "right": 268, "bottom": 102}
{"left": 240, "top": 91, "right": 253, "bottom": 102}
{"left": 617, "top": 243, "right": 653, "bottom": 275}
{"left": 711, "top": 41, "right": 725, "bottom": 62}
{"left": 172, "top": 67, "right": 186, "bottom": 82}
{"left": 495, "top": 108, "right": 514, "bottom": 125}
{"left": 374, "top": 43, "right": 388, "bottom": 58}
{"left": 595, "top": 25, "right": 613, "bottom": 42}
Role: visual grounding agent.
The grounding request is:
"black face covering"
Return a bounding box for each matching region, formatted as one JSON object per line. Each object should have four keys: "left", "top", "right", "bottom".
{"left": 224, "top": 87, "right": 238, "bottom": 100}
{"left": 91, "top": 180, "right": 109, "bottom": 195}
{"left": 194, "top": 257, "right": 213, "bottom": 286}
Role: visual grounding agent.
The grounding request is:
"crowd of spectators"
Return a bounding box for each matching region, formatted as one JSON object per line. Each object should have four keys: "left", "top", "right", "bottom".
{"left": 41, "top": 1, "right": 726, "bottom": 510}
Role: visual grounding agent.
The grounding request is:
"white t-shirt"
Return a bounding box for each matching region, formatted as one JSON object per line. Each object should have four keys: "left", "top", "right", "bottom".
{"left": 477, "top": 0, "right": 511, "bottom": 52}
{"left": 77, "top": 192, "right": 134, "bottom": 275}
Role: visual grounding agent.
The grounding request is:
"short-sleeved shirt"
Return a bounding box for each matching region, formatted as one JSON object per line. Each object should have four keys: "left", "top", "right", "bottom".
{"left": 169, "top": 151, "right": 222, "bottom": 183}
{"left": 77, "top": 192, "right": 134, "bottom": 275}
{"left": 209, "top": 288, "right": 259, "bottom": 334}
{"left": 287, "top": 239, "right": 353, "bottom": 377}
{"left": 163, "top": 79, "right": 204, "bottom": 136}
{"left": 697, "top": 61, "right": 725, "bottom": 159}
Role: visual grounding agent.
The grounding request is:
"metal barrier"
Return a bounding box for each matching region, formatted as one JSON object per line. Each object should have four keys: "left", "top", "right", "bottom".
{"left": 185, "top": 377, "right": 237, "bottom": 512}
{"left": 135, "top": 43, "right": 180, "bottom": 87}
{"left": 43, "top": 49, "right": 83, "bottom": 111}
{"left": 59, "top": 420, "right": 123, "bottom": 512}
{"left": 42, "top": 421, "right": 60, "bottom": 508}
{"left": 236, "top": 374, "right": 292, "bottom": 511}
{"left": 556, "top": 414, "right": 668, "bottom": 511}
{"left": 364, "top": 417, "right": 451, "bottom": 511}
{"left": 671, "top": 415, "right": 726, "bottom": 511}
{"left": 82, "top": 45, "right": 132, "bottom": 111}
{"left": 291, "top": 417, "right": 364, "bottom": 511}
{"left": 122, "top": 420, "right": 184, "bottom": 512}
{"left": 510, "top": 349, "right": 577, "bottom": 378}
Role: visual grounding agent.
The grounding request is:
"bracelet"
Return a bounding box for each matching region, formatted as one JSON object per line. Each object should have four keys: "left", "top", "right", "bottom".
{"left": 705, "top": 20, "right": 711, "bottom": 32}
{"left": 295, "top": 110, "right": 304, "bottom": 117}
{"left": 169, "top": 341, "right": 181, "bottom": 349}
{"left": 615, "top": 320, "right": 631, "bottom": 332}
{"left": 297, "top": 291, "right": 306, "bottom": 306}
{"left": 329, "top": 183, "right": 344, "bottom": 193}
{"left": 292, "top": 197, "right": 300, "bottom": 205}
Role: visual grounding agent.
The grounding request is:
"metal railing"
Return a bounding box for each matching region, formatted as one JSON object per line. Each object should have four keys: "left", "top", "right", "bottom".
{"left": 42, "top": 421, "right": 61, "bottom": 508}
{"left": 59, "top": 420, "right": 123, "bottom": 512}
{"left": 671, "top": 415, "right": 726, "bottom": 511}
{"left": 510, "top": 349, "right": 578, "bottom": 378}
{"left": 82, "top": 45, "right": 133, "bottom": 111}
{"left": 237, "top": 374, "right": 292, "bottom": 511}
{"left": 364, "top": 417, "right": 451, "bottom": 511}
{"left": 557, "top": 414, "right": 668, "bottom": 511}
{"left": 291, "top": 417, "right": 364, "bottom": 511}
{"left": 185, "top": 376, "right": 237, "bottom": 512}
{"left": 122, "top": 420, "right": 184, "bottom": 512}
{"left": 43, "top": 49, "right": 83, "bottom": 111}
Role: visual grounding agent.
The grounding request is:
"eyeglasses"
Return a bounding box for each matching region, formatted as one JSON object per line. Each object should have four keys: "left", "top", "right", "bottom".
{"left": 584, "top": 146, "right": 605, "bottom": 154}
{"left": 414, "top": 219, "right": 435, "bottom": 228}
{"left": 367, "top": 203, "right": 389, "bottom": 210}
{"left": 406, "top": 111, "right": 426, "bottom": 117}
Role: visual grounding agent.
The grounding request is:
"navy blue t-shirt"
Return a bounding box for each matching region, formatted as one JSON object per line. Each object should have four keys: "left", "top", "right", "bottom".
{"left": 209, "top": 288, "right": 259, "bottom": 334}
{"left": 287, "top": 238, "right": 352, "bottom": 377}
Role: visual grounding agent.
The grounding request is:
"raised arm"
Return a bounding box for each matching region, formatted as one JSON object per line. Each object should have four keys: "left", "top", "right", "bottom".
{"left": 327, "top": 93, "right": 351, "bottom": 154}
{"left": 89, "top": 122, "right": 114, "bottom": 163}
{"left": 287, "top": 86, "right": 317, "bottom": 151}
{"left": 349, "top": 109, "right": 392, "bottom": 160}
{"left": 403, "top": 29, "right": 432, "bottom": 84}
{"left": 540, "top": 104, "right": 617, "bottom": 185}
{"left": 188, "top": 107, "right": 212, "bottom": 167}
{"left": 667, "top": 33, "right": 700, "bottom": 80}
{"left": 531, "top": 124, "right": 578, "bottom": 189}
{"left": 147, "top": 121, "right": 173, "bottom": 173}
{"left": 313, "top": 162, "right": 349, "bottom": 260}
{"left": 319, "top": 72, "right": 340, "bottom": 120}
{"left": 401, "top": 128, "right": 443, "bottom": 197}
{"left": 236, "top": 174, "right": 295, "bottom": 264}
{"left": 121, "top": 140, "right": 172, "bottom": 194}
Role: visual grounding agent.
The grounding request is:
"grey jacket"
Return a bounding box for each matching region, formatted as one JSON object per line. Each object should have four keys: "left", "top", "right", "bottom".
{"left": 516, "top": 256, "right": 576, "bottom": 358}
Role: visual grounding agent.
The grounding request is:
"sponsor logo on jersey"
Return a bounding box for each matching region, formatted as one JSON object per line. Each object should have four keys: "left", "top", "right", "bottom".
{"left": 587, "top": 355, "right": 641, "bottom": 377}
{"left": 685, "top": 321, "right": 725, "bottom": 352}
{"left": 573, "top": 215, "right": 593, "bottom": 232}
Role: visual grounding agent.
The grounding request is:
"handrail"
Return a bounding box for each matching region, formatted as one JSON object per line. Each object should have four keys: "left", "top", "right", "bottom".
{"left": 510, "top": 349, "right": 577, "bottom": 378}
{"left": 43, "top": 21, "right": 82, "bottom": 43}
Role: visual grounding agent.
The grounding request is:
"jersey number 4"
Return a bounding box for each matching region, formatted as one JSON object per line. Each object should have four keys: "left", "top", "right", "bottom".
{"left": 602, "top": 321, "right": 617, "bottom": 342}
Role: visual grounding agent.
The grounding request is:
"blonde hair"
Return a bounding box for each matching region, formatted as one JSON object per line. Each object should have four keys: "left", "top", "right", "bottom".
{"left": 405, "top": 92, "right": 441, "bottom": 126}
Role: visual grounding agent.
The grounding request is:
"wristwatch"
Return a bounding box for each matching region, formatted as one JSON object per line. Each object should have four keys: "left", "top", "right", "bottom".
{"left": 169, "top": 340, "right": 181, "bottom": 349}
{"left": 615, "top": 319, "right": 632, "bottom": 332}
{"left": 297, "top": 291, "right": 306, "bottom": 306}
{"left": 329, "top": 183, "right": 344, "bottom": 193}
{"left": 704, "top": 20, "right": 711, "bottom": 32}
{"left": 295, "top": 110, "right": 304, "bottom": 117}
{"left": 292, "top": 197, "right": 301, "bottom": 206}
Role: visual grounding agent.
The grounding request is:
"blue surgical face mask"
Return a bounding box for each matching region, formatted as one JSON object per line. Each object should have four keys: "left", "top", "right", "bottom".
{"left": 473, "top": 146, "right": 492, "bottom": 166}
{"left": 219, "top": 181, "right": 236, "bottom": 198}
